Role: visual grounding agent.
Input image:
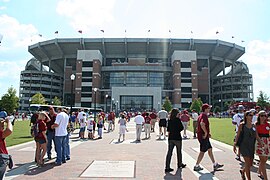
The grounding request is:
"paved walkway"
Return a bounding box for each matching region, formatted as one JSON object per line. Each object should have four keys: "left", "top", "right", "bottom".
{"left": 4, "top": 119, "right": 270, "bottom": 180}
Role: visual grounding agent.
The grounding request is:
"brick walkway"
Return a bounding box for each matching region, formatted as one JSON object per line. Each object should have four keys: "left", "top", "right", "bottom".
{"left": 4, "top": 119, "right": 270, "bottom": 180}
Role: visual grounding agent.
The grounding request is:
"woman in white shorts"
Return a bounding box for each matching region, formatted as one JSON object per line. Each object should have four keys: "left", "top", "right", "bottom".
{"left": 118, "top": 114, "right": 127, "bottom": 142}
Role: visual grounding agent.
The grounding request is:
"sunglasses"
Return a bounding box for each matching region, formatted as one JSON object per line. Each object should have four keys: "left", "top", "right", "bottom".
{"left": 260, "top": 115, "right": 267, "bottom": 117}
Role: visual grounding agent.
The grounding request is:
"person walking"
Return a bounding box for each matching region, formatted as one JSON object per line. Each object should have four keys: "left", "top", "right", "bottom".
{"left": 0, "top": 111, "right": 13, "bottom": 179}
{"left": 134, "top": 112, "right": 144, "bottom": 142}
{"left": 233, "top": 111, "right": 262, "bottom": 180}
{"left": 232, "top": 105, "right": 245, "bottom": 161}
{"left": 194, "top": 104, "right": 224, "bottom": 172}
{"left": 255, "top": 110, "right": 270, "bottom": 180}
{"left": 165, "top": 108, "right": 186, "bottom": 173}
{"left": 191, "top": 109, "right": 199, "bottom": 138}
{"left": 52, "top": 107, "right": 69, "bottom": 166}
{"left": 180, "top": 110, "right": 190, "bottom": 139}
{"left": 118, "top": 114, "right": 127, "bottom": 142}
{"left": 157, "top": 108, "right": 168, "bottom": 140}
{"left": 144, "top": 112, "right": 151, "bottom": 139}
{"left": 97, "top": 115, "right": 103, "bottom": 139}
{"left": 150, "top": 111, "right": 157, "bottom": 132}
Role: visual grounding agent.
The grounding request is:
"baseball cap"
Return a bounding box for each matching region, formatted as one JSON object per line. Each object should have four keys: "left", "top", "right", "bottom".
{"left": 237, "top": 105, "right": 244, "bottom": 110}
{"left": 201, "top": 104, "right": 211, "bottom": 112}
{"left": 250, "top": 109, "right": 256, "bottom": 113}
{"left": 255, "top": 106, "right": 261, "bottom": 110}
{"left": 0, "top": 111, "right": 7, "bottom": 118}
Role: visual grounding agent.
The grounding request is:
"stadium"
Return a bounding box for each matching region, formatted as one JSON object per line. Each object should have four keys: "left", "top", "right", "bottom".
{"left": 19, "top": 38, "right": 253, "bottom": 112}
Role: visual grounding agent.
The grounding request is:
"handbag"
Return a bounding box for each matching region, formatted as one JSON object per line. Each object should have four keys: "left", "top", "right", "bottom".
{"left": 236, "top": 125, "right": 244, "bottom": 147}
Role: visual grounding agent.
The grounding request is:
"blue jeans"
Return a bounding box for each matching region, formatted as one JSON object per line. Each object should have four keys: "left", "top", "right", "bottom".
{"left": 46, "top": 130, "right": 55, "bottom": 157}
{"left": 55, "top": 136, "right": 66, "bottom": 164}
{"left": 65, "top": 133, "right": 70, "bottom": 159}
{"left": 0, "top": 154, "right": 9, "bottom": 179}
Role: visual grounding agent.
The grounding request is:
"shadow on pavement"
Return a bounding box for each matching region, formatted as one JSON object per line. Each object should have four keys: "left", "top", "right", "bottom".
{"left": 163, "top": 168, "right": 183, "bottom": 180}
{"left": 24, "top": 162, "right": 55, "bottom": 176}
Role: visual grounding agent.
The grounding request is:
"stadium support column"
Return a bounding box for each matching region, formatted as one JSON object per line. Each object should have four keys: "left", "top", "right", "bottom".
{"left": 191, "top": 60, "right": 198, "bottom": 101}
{"left": 74, "top": 59, "right": 82, "bottom": 107}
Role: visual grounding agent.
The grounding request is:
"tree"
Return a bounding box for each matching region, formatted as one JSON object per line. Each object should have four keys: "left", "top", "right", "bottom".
{"left": 162, "top": 97, "right": 172, "bottom": 112}
{"left": 256, "top": 91, "right": 270, "bottom": 109}
{"left": 52, "top": 96, "right": 61, "bottom": 106}
{"left": 31, "top": 93, "right": 46, "bottom": 105}
{"left": 0, "top": 87, "right": 19, "bottom": 114}
{"left": 214, "top": 106, "right": 221, "bottom": 113}
{"left": 190, "top": 98, "right": 202, "bottom": 113}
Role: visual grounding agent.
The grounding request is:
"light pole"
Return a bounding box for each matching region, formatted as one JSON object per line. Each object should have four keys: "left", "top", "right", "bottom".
{"left": 158, "top": 102, "right": 160, "bottom": 111}
{"left": 105, "top": 94, "right": 108, "bottom": 113}
{"left": 28, "top": 97, "right": 32, "bottom": 114}
{"left": 94, "top": 88, "right": 97, "bottom": 121}
{"left": 116, "top": 100, "right": 119, "bottom": 116}
{"left": 111, "top": 98, "right": 114, "bottom": 112}
{"left": 70, "top": 74, "right": 75, "bottom": 115}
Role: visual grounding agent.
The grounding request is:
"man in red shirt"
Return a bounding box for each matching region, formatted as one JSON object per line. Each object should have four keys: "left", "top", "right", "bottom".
{"left": 194, "top": 104, "right": 224, "bottom": 172}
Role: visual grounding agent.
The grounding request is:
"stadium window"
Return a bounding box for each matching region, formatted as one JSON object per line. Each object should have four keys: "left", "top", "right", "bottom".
{"left": 181, "top": 87, "right": 192, "bottom": 93}
{"left": 181, "top": 94, "right": 192, "bottom": 98}
{"left": 82, "top": 61, "right": 93, "bottom": 67}
{"left": 181, "top": 62, "right": 191, "bottom": 68}
{"left": 181, "top": 79, "right": 192, "bottom": 83}
{"left": 181, "top": 72, "right": 191, "bottom": 77}
{"left": 82, "top": 72, "right": 93, "bottom": 77}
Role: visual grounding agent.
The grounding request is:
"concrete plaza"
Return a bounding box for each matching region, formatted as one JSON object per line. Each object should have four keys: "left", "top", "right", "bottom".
{"left": 4, "top": 119, "right": 270, "bottom": 180}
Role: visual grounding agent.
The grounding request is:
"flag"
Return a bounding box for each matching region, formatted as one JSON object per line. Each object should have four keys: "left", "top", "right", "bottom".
{"left": 169, "top": 30, "right": 171, "bottom": 33}
{"left": 191, "top": 31, "right": 193, "bottom": 34}
{"left": 241, "top": 40, "right": 245, "bottom": 43}
{"left": 148, "top": 30, "right": 150, "bottom": 32}
{"left": 38, "top": 34, "right": 42, "bottom": 37}
{"left": 100, "top": 30, "right": 104, "bottom": 33}
{"left": 55, "top": 31, "right": 59, "bottom": 34}
{"left": 216, "top": 31, "right": 219, "bottom": 34}
{"left": 125, "top": 29, "right": 126, "bottom": 33}
{"left": 232, "top": 36, "right": 234, "bottom": 38}
{"left": 78, "top": 30, "right": 82, "bottom": 34}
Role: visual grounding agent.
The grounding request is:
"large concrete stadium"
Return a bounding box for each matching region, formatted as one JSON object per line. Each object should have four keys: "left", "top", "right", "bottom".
{"left": 19, "top": 38, "right": 253, "bottom": 112}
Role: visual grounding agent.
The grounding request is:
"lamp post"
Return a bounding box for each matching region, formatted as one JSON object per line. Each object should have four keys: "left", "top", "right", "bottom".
{"left": 94, "top": 88, "right": 97, "bottom": 121}
{"left": 111, "top": 98, "right": 114, "bottom": 112}
{"left": 70, "top": 74, "right": 75, "bottom": 115}
{"left": 158, "top": 102, "right": 160, "bottom": 111}
{"left": 116, "top": 100, "right": 119, "bottom": 117}
{"left": 28, "top": 97, "right": 32, "bottom": 114}
{"left": 105, "top": 94, "right": 108, "bottom": 113}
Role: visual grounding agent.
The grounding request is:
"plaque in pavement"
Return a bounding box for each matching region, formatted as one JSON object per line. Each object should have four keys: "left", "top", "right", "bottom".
{"left": 80, "top": 160, "right": 135, "bottom": 178}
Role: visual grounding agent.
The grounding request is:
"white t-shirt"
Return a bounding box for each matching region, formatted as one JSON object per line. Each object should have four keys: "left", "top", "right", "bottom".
{"left": 158, "top": 110, "right": 168, "bottom": 119}
{"left": 192, "top": 112, "right": 199, "bottom": 121}
{"left": 77, "top": 111, "right": 84, "bottom": 121}
{"left": 55, "top": 111, "right": 69, "bottom": 136}
{"left": 87, "top": 118, "right": 94, "bottom": 130}
{"left": 80, "top": 116, "right": 87, "bottom": 128}
{"left": 134, "top": 115, "right": 145, "bottom": 125}
{"left": 232, "top": 113, "right": 244, "bottom": 132}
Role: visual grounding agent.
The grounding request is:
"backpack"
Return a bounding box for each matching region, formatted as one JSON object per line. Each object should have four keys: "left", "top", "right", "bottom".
{"left": 30, "top": 123, "right": 39, "bottom": 138}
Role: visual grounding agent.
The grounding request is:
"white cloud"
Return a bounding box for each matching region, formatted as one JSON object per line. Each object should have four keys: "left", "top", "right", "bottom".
{"left": 56, "top": 0, "right": 116, "bottom": 32}
{"left": 0, "top": 14, "right": 43, "bottom": 50}
{"left": 0, "top": 6, "right": 6, "bottom": 10}
{"left": 242, "top": 39, "right": 270, "bottom": 99}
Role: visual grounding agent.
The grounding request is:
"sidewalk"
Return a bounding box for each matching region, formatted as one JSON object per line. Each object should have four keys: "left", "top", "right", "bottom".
{"left": 4, "top": 119, "right": 270, "bottom": 180}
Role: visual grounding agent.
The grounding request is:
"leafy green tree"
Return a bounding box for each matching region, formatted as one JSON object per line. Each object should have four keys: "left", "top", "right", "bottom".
{"left": 214, "top": 106, "right": 221, "bottom": 113}
{"left": 256, "top": 91, "right": 270, "bottom": 109}
{"left": 0, "top": 87, "right": 19, "bottom": 114}
{"left": 162, "top": 97, "right": 172, "bottom": 112}
{"left": 51, "top": 96, "right": 61, "bottom": 106}
{"left": 31, "top": 93, "right": 46, "bottom": 105}
{"left": 190, "top": 98, "right": 201, "bottom": 113}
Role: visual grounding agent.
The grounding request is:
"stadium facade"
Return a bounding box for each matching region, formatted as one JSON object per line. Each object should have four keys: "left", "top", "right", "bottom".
{"left": 19, "top": 38, "right": 253, "bottom": 112}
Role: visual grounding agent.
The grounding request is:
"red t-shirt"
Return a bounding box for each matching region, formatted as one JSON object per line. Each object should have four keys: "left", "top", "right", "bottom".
{"left": 256, "top": 123, "right": 270, "bottom": 135}
{"left": 36, "top": 119, "right": 47, "bottom": 140}
{"left": 144, "top": 116, "right": 151, "bottom": 124}
{"left": 180, "top": 114, "right": 190, "bottom": 122}
{"left": 46, "top": 113, "right": 57, "bottom": 131}
{"left": 0, "top": 130, "right": 8, "bottom": 154}
{"left": 197, "top": 113, "right": 210, "bottom": 141}
{"left": 150, "top": 113, "right": 157, "bottom": 119}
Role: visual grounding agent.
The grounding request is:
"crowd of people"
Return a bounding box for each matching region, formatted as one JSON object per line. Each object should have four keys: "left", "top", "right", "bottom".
{"left": 0, "top": 102, "right": 269, "bottom": 179}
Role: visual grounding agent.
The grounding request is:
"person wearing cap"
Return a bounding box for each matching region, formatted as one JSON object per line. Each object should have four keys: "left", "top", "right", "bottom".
{"left": 180, "top": 110, "right": 190, "bottom": 139}
{"left": 134, "top": 112, "right": 145, "bottom": 142}
{"left": 0, "top": 111, "right": 12, "bottom": 179}
{"left": 232, "top": 105, "right": 245, "bottom": 161}
{"left": 194, "top": 104, "right": 224, "bottom": 171}
{"left": 87, "top": 115, "right": 94, "bottom": 139}
{"left": 191, "top": 109, "right": 199, "bottom": 138}
{"left": 249, "top": 109, "right": 257, "bottom": 125}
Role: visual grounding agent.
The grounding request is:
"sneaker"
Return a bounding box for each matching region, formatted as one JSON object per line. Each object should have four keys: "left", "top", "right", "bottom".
{"left": 193, "top": 165, "right": 203, "bottom": 171}
{"left": 178, "top": 163, "right": 186, "bottom": 168}
{"left": 165, "top": 168, "right": 174, "bottom": 173}
{"left": 213, "top": 163, "right": 224, "bottom": 170}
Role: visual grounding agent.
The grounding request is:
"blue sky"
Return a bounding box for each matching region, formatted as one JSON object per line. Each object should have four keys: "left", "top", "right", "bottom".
{"left": 0, "top": 0, "right": 270, "bottom": 101}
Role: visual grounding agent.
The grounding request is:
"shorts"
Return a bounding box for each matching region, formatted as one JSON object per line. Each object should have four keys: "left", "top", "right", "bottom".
{"left": 87, "top": 129, "right": 93, "bottom": 133}
{"left": 159, "top": 119, "right": 167, "bottom": 127}
{"left": 181, "top": 121, "right": 188, "bottom": 130}
{"left": 199, "top": 138, "right": 212, "bottom": 152}
{"left": 80, "top": 127, "right": 86, "bottom": 133}
{"left": 36, "top": 138, "right": 46, "bottom": 144}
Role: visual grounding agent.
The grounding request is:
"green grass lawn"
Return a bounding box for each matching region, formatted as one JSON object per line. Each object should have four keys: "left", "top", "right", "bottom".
{"left": 188, "top": 117, "right": 235, "bottom": 146}
{"left": 5, "top": 120, "right": 33, "bottom": 147}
